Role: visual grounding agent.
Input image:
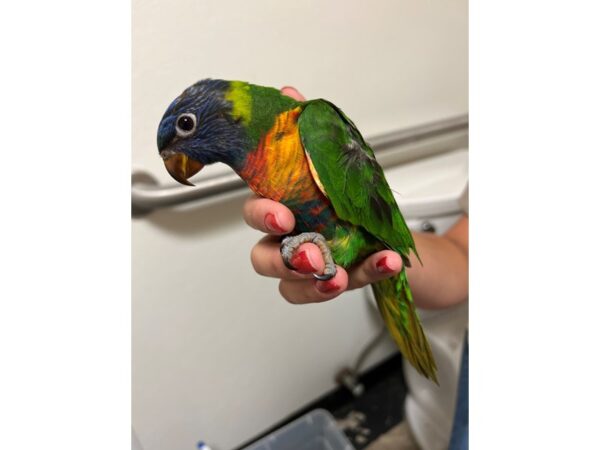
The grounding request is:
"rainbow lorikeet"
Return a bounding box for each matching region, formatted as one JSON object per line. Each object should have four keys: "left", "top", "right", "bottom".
{"left": 156, "top": 79, "right": 437, "bottom": 382}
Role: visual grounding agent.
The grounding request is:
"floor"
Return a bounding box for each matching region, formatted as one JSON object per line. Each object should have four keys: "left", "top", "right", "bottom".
{"left": 330, "top": 355, "right": 407, "bottom": 448}
{"left": 365, "top": 422, "right": 420, "bottom": 450}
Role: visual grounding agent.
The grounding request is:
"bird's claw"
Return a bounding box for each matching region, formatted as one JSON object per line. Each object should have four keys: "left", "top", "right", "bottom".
{"left": 313, "top": 271, "right": 336, "bottom": 281}
{"left": 280, "top": 232, "right": 337, "bottom": 280}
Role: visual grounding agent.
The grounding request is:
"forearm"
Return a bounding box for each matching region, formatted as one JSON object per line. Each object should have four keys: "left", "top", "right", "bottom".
{"left": 406, "top": 215, "right": 469, "bottom": 310}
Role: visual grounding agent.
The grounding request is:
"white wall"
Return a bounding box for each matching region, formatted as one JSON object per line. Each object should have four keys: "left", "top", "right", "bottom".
{"left": 133, "top": 0, "right": 467, "bottom": 181}
{"left": 132, "top": 1, "right": 467, "bottom": 449}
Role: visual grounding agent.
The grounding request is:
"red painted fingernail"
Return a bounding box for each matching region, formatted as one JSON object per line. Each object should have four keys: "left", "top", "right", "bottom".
{"left": 290, "top": 251, "right": 317, "bottom": 273}
{"left": 376, "top": 256, "right": 394, "bottom": 273}
{"left": 316, "top": 279, "right": 341, "bottom": 293}
{"left": 264, "top": 213, "right": 286, "bottom": 233}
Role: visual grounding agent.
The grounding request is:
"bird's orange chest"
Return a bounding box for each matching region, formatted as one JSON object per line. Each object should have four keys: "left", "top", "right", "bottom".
{"left": 239, "top": 108, "right": 324, "bottom": 205}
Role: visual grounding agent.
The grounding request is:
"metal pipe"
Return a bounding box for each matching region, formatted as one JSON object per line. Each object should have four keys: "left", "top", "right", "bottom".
{"left": 132, "top": 115, "right": 468, "bottom": 216}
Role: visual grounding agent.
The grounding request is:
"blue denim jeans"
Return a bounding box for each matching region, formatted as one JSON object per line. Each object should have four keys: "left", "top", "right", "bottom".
{"left": 448, "top": 333, "right": 468, "bottom": 450}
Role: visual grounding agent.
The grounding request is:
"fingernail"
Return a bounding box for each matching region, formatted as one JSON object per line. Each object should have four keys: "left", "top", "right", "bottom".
{"left": 316, "top": 279, "right": 341, "bottom": 293}
{"left": 264, "top": 213, "right": 286, "bottom": 233}
{"left": 376, "top": 256, "right": 394, "bottom": 273}
{"left": 290, "top": 251, "right": 317, "bottom": 273}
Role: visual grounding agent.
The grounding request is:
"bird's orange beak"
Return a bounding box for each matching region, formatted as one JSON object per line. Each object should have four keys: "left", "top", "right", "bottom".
{"left": 160, "top": 150, "right": 204, "bottom": 186}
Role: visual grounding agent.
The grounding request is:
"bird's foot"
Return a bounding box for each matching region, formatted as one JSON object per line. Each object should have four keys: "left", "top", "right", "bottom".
{"left": 280, "top": 232, "right": 337, "bottom": 281}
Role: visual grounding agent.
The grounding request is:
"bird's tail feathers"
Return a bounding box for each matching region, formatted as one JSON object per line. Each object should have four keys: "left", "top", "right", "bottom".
{"left": 372, "top": 270, "right": 438, "bottom": 384}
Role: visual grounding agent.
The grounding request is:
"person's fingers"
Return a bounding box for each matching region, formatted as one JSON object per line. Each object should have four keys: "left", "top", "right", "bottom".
{"left": 243, "top": 194, "right": 295, "bottom": 235}
{"left": 250, "top": 236, "right": 325, "bottom": 279}
{"left": 280, "top": 86, "right": 306, "bottom": 101}
{"left": 279, "top": 267, "right": 348, "bottom": 304}
{"left": 347, "top": 250, "right": 403, "bottom": 290}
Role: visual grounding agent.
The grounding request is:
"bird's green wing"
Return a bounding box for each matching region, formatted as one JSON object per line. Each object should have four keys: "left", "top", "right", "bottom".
{"left": 297, "top": 99, "right": 416, "bottom": 259}
{"left": 298, "top": 100, "right": 437, "bottom": 382}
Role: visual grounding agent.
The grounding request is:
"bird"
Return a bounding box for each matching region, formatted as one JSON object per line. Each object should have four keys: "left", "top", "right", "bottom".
{"left": 156, "top": 79, "right": 437, "bottom": 382}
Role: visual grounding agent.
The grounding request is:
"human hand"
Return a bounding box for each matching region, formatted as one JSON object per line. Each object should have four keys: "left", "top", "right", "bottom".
{"left": 243, "top": 84, "right": 404, "bottom": 304}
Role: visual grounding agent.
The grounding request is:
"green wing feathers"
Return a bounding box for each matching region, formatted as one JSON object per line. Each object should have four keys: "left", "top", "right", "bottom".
{"left": 298, "top": 100, "right": 416, "bottom": 258}
{"left": 373, "top": 270, "right": 438, "bottom": 383}
{"left": 298, "top": 99, "right": 436, "bottom": 381}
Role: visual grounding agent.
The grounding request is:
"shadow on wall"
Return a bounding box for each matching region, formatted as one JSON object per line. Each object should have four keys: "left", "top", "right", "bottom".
{"left": 140, "top": 190, "right": 250, "bottom": 238}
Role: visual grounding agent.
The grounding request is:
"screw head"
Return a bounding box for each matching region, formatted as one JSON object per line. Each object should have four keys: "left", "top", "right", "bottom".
{"left": 421, "top": 221, "right": 436, "bottom": 233}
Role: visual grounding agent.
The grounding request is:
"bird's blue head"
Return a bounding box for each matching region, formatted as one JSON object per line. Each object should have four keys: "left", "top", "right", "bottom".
{"left": 157, "top": 79, "right": 248, "bottom": 185}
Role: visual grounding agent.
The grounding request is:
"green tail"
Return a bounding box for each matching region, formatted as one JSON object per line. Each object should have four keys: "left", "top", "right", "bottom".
{"left": 372, "top": 270, "right": 438, "bottom": 384}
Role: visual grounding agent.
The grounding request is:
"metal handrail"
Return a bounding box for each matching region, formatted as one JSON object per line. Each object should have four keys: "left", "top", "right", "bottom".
{"left": 132, "top": 114, "right": 468, "bottom": 216}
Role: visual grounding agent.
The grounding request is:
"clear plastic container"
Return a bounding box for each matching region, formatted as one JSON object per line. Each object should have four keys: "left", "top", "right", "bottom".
{"left": 242, "top": 409, "right": 355, "bottom": 450}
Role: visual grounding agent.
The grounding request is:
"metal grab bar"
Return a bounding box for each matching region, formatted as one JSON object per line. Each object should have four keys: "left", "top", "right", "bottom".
{"left": 132, "top": 171, "right": 245, "bottom": 215}
{"left": 132, "top": 115, "right": 468, "bottom": 216}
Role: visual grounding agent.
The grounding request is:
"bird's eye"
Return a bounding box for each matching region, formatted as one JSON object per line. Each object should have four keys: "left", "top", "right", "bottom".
{"left": 175, "top": 113, "right": 197, "bottom": 136}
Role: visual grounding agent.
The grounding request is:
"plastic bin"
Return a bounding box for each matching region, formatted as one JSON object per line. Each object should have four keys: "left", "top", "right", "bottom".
{"left": 242, "top": 409, "right": 355, "bottom": 450}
